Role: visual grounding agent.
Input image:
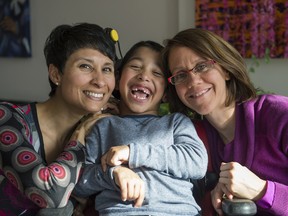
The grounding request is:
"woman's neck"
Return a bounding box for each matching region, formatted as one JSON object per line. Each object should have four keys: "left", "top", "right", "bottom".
{"left": 37, "top": 98, "right": 82, "bottom": 131}
{"left": 205, "top": 104, "right": 236, "bottom": 144}
{"left": 38, "top": 99, "right": 84, "bottom": 149}
{"left": 36, "top": 98, "right": 85, "bottom": 163}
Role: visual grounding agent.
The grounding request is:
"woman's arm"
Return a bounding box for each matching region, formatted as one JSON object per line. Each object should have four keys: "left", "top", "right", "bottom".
{"left": 211, "top": 95, "right": 288, "bottom": 215}
{"left": 0, "top": 103, "right": 85, "bottom": 208}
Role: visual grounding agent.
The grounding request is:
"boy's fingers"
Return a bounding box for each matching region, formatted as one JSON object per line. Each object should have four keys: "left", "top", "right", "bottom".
{"left": 126, "top": 180, "right": 136, "bottom": 201}
{"left": 132, "top": 183, "right": 140, "bottom": 200}
{"left": 134, "top": 185, "right": 145, "bottom": 207}
{"left": 120, "top": 183, "right": 128, "bottom": 201}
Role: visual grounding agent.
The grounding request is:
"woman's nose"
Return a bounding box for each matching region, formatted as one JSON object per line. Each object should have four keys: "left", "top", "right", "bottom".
{"left": 186, "top": 72, "right": 202, "bottom": 86}
{"left": 91, "top": 72, "right": 106, "bottom": 88}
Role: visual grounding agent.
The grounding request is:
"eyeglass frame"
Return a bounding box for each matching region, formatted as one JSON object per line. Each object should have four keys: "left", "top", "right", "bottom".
{"left": 168, "top": 60, "right": 216, "bottom": 85}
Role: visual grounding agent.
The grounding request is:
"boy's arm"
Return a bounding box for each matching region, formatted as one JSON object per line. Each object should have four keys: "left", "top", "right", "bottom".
{"left": 130, "top": 116, "right": 208, "bottom": 179}
{"left": 73, "top": 164, "right": 145, "bottom": 207}
{"left": 102, "top": 114, "right": 208, "bottom": 180}
{"left": 73, "top": 163, "right": 118, "bottom": 197}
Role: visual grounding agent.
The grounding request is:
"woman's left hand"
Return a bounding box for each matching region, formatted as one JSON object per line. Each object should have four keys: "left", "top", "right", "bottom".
{"left": 70, "top": 113, "right": 110, "bottom": 145}
{"left": 211, "top": 182, "right": 230, "bottom": 216}
{"left": 101, "top": 96, "right": 120, "bottom": 115}
{"left": 218, "top": 162, "right": 267, "bottom": 200}
{"left": 72, "top": 196, "right": 88, "bottom": 216}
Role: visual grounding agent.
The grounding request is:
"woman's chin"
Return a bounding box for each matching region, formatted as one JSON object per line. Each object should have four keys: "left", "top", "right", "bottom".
{"left": 192, "top": 104, "right": 212, "bottom": 116}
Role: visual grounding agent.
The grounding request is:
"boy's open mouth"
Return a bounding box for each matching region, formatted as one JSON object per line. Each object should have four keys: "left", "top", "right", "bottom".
{"left": 131, "top": 87, "right": 151, "bottom": 100}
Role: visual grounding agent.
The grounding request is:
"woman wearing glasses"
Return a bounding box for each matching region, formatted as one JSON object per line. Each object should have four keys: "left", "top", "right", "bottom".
{"left": 162, "top": 28, "right": 288, "bottom": 216}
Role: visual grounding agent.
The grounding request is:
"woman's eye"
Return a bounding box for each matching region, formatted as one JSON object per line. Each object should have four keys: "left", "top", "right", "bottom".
{"left": 103, "top": 67, "right": 114, "bottom": 74}
{"left": 175, "top": 71, "right": 187, "bottom": 79}
{"left": 195, "top": 63, "right": 207, "bottom": 72}
{"left": 79, "top": 64, "right": 93, "bottom": 72}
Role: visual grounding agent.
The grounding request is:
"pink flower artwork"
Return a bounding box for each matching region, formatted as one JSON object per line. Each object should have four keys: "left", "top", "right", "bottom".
{"left": 195, "top": 0, "right": 288, "bottom": 58}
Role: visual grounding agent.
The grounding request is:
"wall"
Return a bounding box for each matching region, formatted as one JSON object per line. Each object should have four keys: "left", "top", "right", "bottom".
{"left": 179, "top": 1, "right": 288, "bottom": 96}
{"left": 0, "top": 0, "right": 178, "bottom": 101}
{"left": 0, "top": 0, "right": 287, "bottom": 102}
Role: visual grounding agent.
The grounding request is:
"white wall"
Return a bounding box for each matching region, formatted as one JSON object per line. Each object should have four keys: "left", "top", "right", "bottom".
{"left": 0, "top": 0, "right": 178, "bottom": 101}
{"left": 1, "top": 0, "right": 287, "bottom": 102}
{"left": 246, "top": 58, "right": 288, "bottom": 94}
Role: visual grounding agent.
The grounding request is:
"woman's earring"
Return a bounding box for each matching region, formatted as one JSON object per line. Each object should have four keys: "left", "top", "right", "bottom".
{"left": 55, "top": 82, "right": 59, "bottom": 86}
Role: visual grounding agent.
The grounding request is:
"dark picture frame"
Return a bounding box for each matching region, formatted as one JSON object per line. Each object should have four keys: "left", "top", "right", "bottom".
{"left": 0, "top": 0, "right": 32, "bottom": 57}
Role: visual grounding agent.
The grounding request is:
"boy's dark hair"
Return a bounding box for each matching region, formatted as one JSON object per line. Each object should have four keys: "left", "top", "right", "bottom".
{"left": 44, "top": 23, "right": 118, "bottom": 97}
{"left": 113, "top": 41, "right": 164, "bottom": 99}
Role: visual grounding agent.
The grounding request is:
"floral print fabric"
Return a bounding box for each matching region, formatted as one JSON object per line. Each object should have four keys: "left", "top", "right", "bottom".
{"left": 0, "top": 102, "right": 85, "bottom": 215}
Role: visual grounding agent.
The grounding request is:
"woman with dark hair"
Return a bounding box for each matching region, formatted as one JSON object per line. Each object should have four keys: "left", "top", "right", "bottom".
{"left": 0, "top": 23, "right": 118, "bottom": 215}
{"left": 162, "top": 28, "right": 288, "bottom": 216}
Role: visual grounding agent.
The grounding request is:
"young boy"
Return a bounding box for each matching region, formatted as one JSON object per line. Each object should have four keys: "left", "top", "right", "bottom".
{"left": 73, "top": 41, "right": 208, "bottom": 216}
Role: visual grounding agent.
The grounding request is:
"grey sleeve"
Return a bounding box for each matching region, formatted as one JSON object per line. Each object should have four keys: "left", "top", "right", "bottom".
{"left": 84, "top": 125, "right": 102, "bottom": 164}
{"left": 73, "top": 164, "right": 119, "bottom": 197}
{"left": 74, "top": 121, "right": 119, "bottom": 197}
{"left": 129, "top": 114, "right": 208, "bottom": 180}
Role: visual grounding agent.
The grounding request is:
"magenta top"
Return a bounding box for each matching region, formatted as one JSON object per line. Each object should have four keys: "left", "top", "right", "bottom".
{"left": 204, "top": 94, "right": 288, "bottom": 215}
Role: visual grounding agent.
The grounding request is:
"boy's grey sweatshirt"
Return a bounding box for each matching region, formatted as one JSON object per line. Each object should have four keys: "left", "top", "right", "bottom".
{"left": 73, "top": 113, "right": 208, "bottom": 216}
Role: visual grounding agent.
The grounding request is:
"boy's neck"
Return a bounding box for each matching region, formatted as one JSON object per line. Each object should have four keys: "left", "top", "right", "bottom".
{"left": 119, "top": 101, "right": 159, "bottom": 116}
{"left": 120, "top": 110, "right": 159, "bottom": 116}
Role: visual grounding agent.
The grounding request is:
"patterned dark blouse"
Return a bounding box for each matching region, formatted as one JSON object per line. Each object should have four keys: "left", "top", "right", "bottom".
{"left": 0, "top": 102, "right": 85, "bottom": 215}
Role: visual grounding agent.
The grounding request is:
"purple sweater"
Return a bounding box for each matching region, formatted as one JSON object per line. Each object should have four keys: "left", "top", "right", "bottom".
{"left": 204, "top": 94, "right": 288, "bottom": 215}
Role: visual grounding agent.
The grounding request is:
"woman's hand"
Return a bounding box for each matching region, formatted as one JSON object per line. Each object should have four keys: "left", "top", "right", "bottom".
{"left": 72, "top": 196, "right": 88, "bottom": 216}
{"left": 113, "top": 166, "right": 145, "bottom": 207}
{"left": 211, "top": 162, "right": 267, "bottom": 215}
{"left": 218, "top": 162, "right": 267, "bottom": 200}
{"left": 101, "top": 145, "right": 130, "bottom": 172}
{"left": 211, "top": 182, "right": 228, "bottom": 216}
{"left": 101, "top": 96, "right": 120, "bottom": 115}
{"left": 70, "top": 113, "right": 110, "bottom": 145}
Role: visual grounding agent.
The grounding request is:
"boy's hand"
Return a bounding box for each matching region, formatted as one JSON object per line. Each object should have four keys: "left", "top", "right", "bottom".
{"left": 113, "top": 166, "right": 145, "bottom": 207}
{"left": 101, "top": 145, "right": 130, "bottom": 171}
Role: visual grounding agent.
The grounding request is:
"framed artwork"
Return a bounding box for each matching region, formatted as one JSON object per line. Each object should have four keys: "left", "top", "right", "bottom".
{"left": 195, "top": 1, "right": 288, "bottom": 58}
{"left": 0, "top": 0, "right": 31, "bottom": 57}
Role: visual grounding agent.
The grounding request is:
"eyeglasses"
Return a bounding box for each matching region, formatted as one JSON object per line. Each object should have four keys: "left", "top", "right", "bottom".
{"left": 168, "top": 60, "right": 216, "bottom": 85}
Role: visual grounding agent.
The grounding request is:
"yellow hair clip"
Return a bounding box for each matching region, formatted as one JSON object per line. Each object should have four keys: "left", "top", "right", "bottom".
{"left": 110, "top": 29, "right": 119, "bottom": 42}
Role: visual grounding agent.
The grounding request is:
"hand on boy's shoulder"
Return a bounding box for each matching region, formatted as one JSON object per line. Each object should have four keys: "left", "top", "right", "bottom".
{"left": 101, "top": 96, "right": 120, "bottom": 115}
{"left": 70, "top": 113, "right": 111, "bottom": 145}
